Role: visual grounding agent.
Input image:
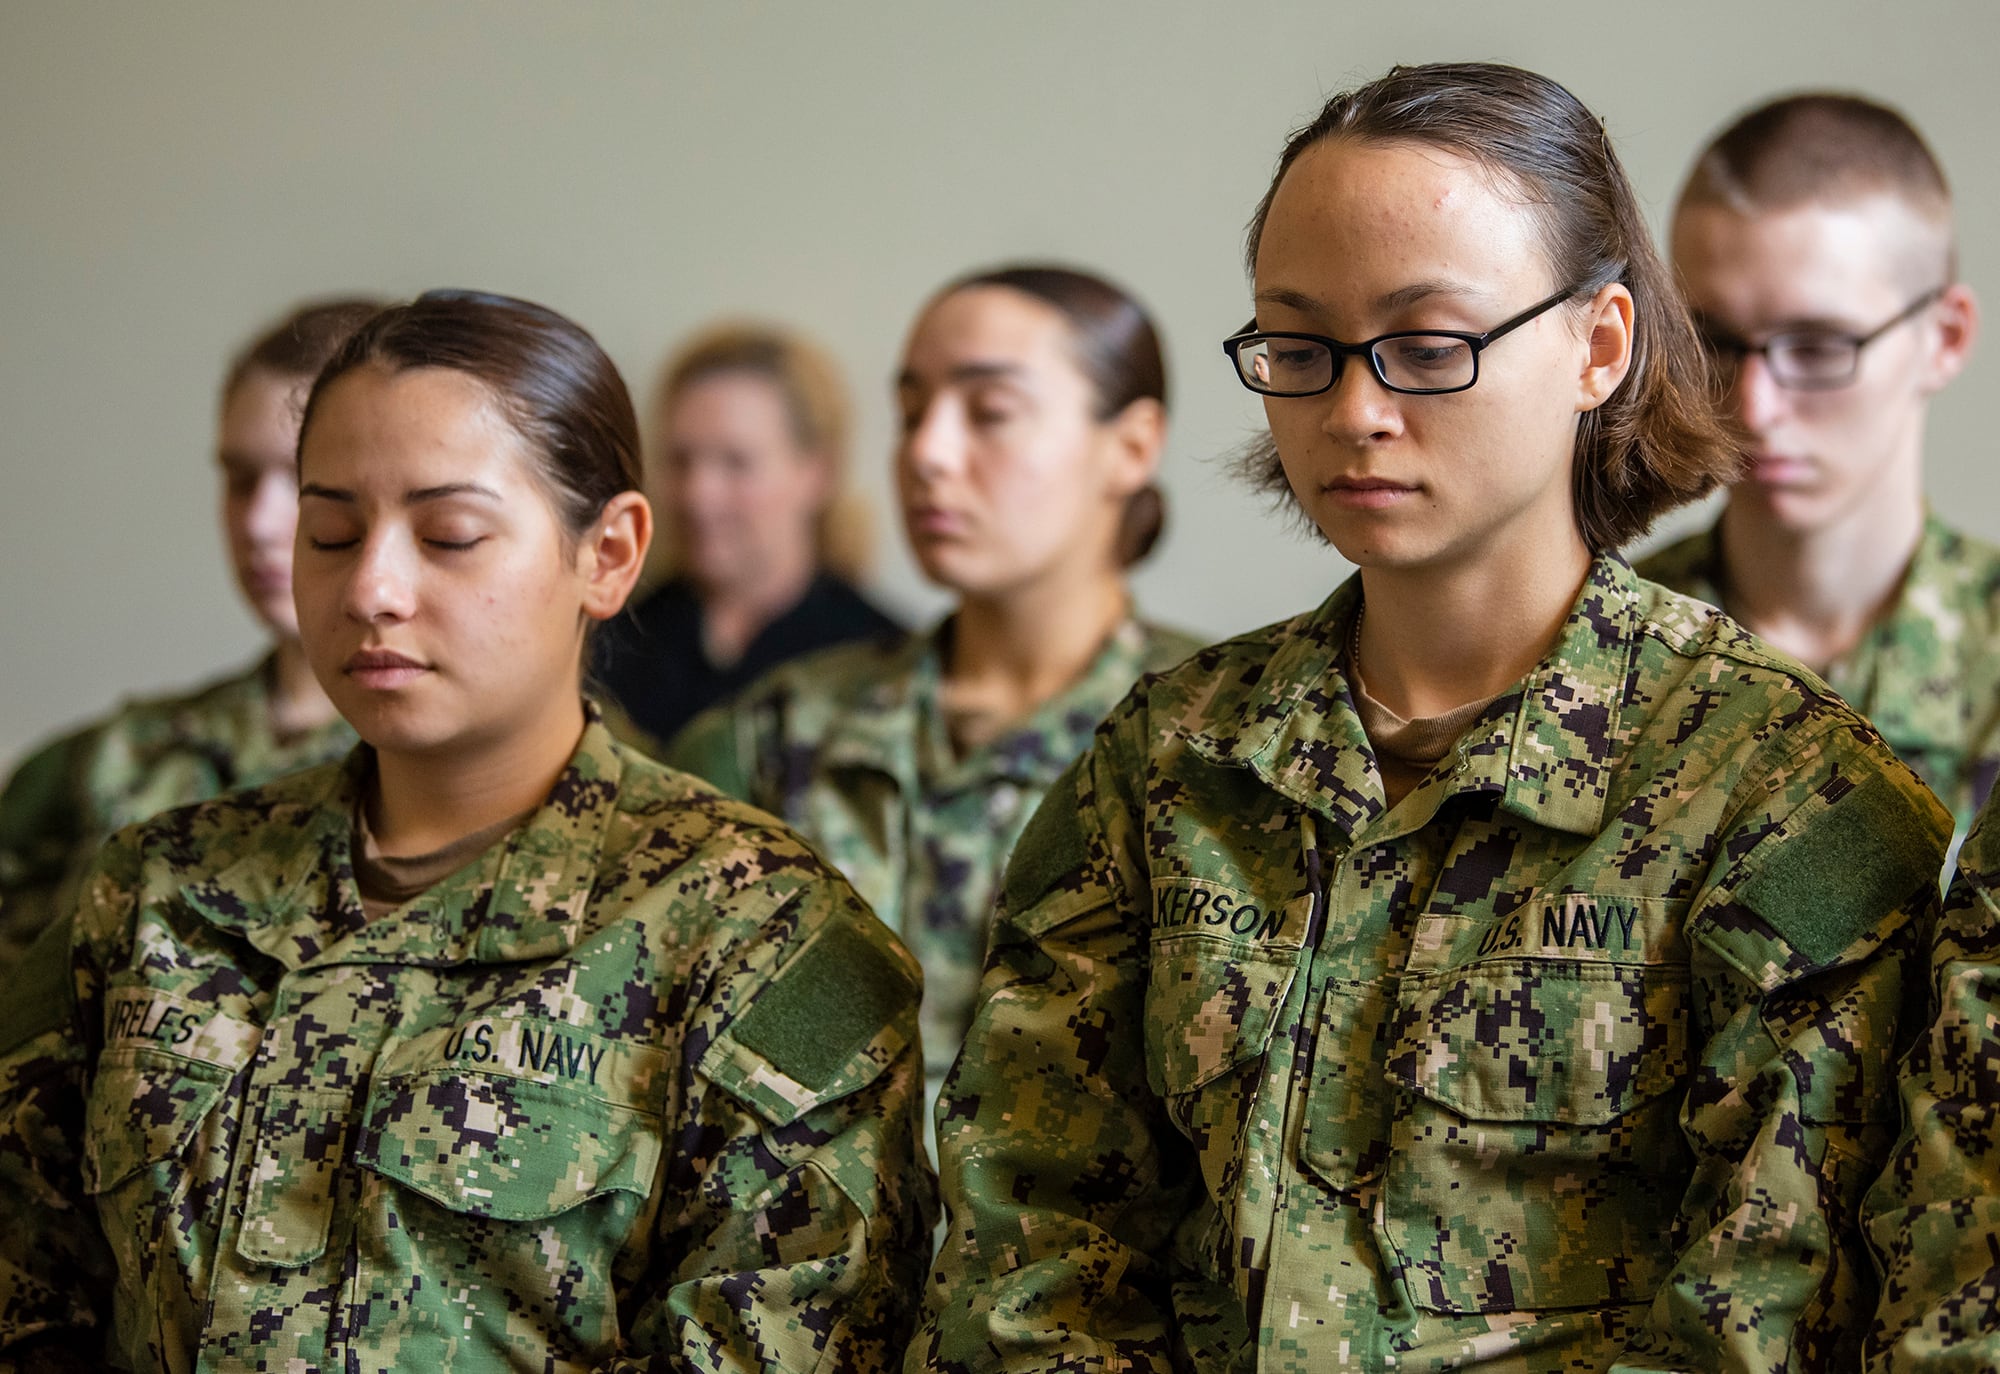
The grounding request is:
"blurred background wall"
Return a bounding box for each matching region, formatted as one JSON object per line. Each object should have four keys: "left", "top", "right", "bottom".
{"left": 4, "top": 0, "right": 1996, "bottom": 765}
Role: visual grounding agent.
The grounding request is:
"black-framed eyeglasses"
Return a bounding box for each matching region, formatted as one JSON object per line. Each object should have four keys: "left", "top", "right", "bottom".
{"left": 1698, "top": 287, "right": 1946, "bottom": 391}
{"left": 1221, "top": 283, "right": 1584, "bottom": 398}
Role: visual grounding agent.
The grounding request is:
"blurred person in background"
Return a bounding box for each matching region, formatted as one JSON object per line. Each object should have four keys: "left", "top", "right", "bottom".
{"left": 669, "top": 265, "right": 1201, "bottom": 1108}
{"left": 0, "top": 297, "right": 378, "bottom": 967}
{"left": 1640, "top": 94, "right": 1997, "bottom": 844}
{"left": 594, "top": 323, "right": 900, "bottom": 747}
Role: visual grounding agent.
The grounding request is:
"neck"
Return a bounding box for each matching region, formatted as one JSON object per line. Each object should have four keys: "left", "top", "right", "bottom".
{"left": 1356, "top": 529, "right": 1593, "bottom": 721}
{"left": 366, "top": 695, "right": 586, "bottom": 856}
{"left": 943, "top": 562, "right": 1130, "bottom": 740}
{"left": 1714, "top": 482, "right": 1925, "bottom": 671}
{"left": 698, "top": 543, "right": 818, "bottom": 667}
{"left": 267, "top": 639, "right": 341, "bottom": 738}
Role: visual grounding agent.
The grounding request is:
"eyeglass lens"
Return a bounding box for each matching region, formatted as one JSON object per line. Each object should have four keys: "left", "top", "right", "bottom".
{"left": 1234, "top": 334, "right": 1478, "bottom": 396}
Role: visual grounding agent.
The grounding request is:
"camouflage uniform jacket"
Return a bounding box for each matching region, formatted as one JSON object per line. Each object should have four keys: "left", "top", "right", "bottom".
{"left": 0, "top": 712, "right": 934, "bottom": 1373}
{"left": 1639, "top": 515, "right": 2000, "bottom": 838}
{"left": 0, "top": 655, "right": 356, "bottom": 968}
{"left": 1863, "top": 789, "right": 2000, "bottom": 1370}
{"left": 667, "top": 615, "right": 1200, "bottom": 1089}
{"left": 913, "top": 556, "right": 1950, "bottom": 1373}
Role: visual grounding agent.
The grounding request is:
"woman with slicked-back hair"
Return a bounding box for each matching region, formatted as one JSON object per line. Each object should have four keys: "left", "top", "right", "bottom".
{"left": 914, "top": 64, "right": 1948, "bottom": 1372}
{"left": 595, "top": 323, "right": 901, "bottom": 746}
{"left": 0, "top": 297, "right": 378, "bottom": 969}
{"left": 0, "top": 291, "right": 932, "bottom": 1371}
{"left": 670, "top": 264, "right": 1200, "bottom": 1118}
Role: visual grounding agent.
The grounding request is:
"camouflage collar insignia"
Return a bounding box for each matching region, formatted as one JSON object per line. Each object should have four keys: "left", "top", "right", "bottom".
{"left": 1183, "top": 559, "right": 1636, "bottom": 839}
{"left": 179, "top": 710, "right": 628, "bottom": 969}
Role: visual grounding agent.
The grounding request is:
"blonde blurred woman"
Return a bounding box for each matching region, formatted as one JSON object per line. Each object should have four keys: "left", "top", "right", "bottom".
{"left": 596, "top": 324, "right": 900, "bottom": 745}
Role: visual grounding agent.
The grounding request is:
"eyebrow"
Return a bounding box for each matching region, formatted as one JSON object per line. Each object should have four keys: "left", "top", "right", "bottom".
{"left": 1254, "top": 280, "right": 1493, "bottom": 319}
{"left": 896, "top": 361, "right": 1029, "bottom": 389}
{"left": 298, "top": 482, "right": 503, "bottom": 505}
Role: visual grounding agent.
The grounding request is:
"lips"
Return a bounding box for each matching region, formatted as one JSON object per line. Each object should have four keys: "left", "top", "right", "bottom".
{"left": 906, "top": 506, "right": 966, "bottom": 537}
{"left": 344, "top": 648, "right": 429, "bottom": 690}
{"left": 1746, "top": 453, "right": 1814, "bottom": 487}
{"left": 1324, "top": 476, "right": 1421, "bottom": 509}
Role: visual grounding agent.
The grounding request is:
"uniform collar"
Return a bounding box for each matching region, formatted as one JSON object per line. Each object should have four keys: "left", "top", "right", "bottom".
{"left": 816, "top": 615, "right": 1161, "bottom": 796}
{"left": 1184, "top": 555, "right": 1640, "bottom": 841}
{"left": 179, "top": 706, "right": 625, "bottom": 969}
{"left": 1832, "top": 515, "right": 1968, "bottom": 755}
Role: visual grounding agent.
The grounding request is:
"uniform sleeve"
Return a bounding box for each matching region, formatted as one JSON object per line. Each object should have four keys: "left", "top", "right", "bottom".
{"left": 0, "top": 726, "right": 98, "bottom": 970}
{"left": 0, "top": 838, "right": 123, "bottom": 1370}
{"left": 620, "top": 876, "right": 935, "bottom": 1374}
{"left": 908, "top": 703, "right": 1197, "bottom": 1374}
{"left": 1613, "top": 725, "right": 1950, "bottom": 1372}
{"left": 1861, "top": 831, "right": 2000, "bottom": 1370}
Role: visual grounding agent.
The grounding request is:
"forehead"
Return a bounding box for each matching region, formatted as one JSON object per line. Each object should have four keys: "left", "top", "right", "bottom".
{"left": 901, "top": 286, "right": 1075, "bottom": 380}
{"left": 300, "top": 365, "right": 532, "bottom": 482}
{"left": 1255, "top": 139, "right": 1551, "bottom": 308}
{"left": 219, "top": 369, "right": 307, "bottom": 452}
{"left": 1671, "top": 196, "right": 1934, "bottom": 323}
{"left": 670, "top": 368, "right": 790, "bottom": 430}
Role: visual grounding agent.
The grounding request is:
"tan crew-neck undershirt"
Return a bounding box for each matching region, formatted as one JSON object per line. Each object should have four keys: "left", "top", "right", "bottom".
{"left": 1348, "top": 654, "right": 1499, "bottom": 810}
{"left": 354, "top": 804, "right": 536, "bottom": 923}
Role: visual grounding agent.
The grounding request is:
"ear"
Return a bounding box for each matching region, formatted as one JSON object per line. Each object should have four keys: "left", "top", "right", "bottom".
{"left": 1575, "top": 283, "right": 1635, "bottom": 413}
{"left": 1919, "top": 281, "right": 1979, "bottom": 394}
{"left": 578, "top": 491, "right": 654, "bottom": 622}
{"left": 1100, "top": 396, "right": 1166, "bottom": 499}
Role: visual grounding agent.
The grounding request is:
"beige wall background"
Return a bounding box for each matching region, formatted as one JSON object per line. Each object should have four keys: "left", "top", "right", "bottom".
{"left": 4, "top": 1, "right": 1996, "bottom": 767}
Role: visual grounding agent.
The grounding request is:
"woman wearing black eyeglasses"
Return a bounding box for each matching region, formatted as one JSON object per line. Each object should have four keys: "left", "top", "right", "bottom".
{"left": 912, "top": 63, "right": 1950, "bottom": 1372}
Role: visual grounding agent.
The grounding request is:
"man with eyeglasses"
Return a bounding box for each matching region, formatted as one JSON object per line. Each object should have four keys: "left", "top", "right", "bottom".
{"left": 1639, "top": 93, "right": 1997, "bottom": 843}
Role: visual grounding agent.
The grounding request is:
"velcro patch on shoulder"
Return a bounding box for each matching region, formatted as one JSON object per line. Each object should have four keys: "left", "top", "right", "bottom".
{"left": 1001, "top": 756, "right": 1091, "bottom": 915}
{"left": 1734, "top": 770, "right": 1944, "bottom": 966}
{"left": 713, "top": 915, "right": 916, "bottom": 1126}
{"left": 0, "top": 911, "right": 77, "bottom": 1057}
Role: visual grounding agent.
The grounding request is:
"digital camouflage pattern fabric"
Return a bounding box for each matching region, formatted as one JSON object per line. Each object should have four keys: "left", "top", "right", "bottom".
{"left": 1863, "top": 788, "right": 2000, "bottom": 1370}
{"left": 667, "top": 615, "right": 1200, "bottom": 1094}
{"left": 0, "top": 656, "right": 355, "bottom": 968}
{"left": 1640, "top": 515, "right": 2000, "bottom": 841}
{"left": 913, "top": 556, "right": 1949, "bottom": 1373}
{"left": 0, "top": 711, "right": 934, "bottom": 1373}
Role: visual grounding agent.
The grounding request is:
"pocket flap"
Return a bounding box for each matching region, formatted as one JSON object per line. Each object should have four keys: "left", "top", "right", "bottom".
{"left": 1145, "top": 933, "right": 1300, "bottom": 1097}
{"left": 356, "top": 1072, "right": 661, "bottom": 1221}
{"left": 84, "top": 1050, "right": 234, "bottom": 1193}
{"left": 1387, "top": 958, "right": 1690, "bottom": 1125}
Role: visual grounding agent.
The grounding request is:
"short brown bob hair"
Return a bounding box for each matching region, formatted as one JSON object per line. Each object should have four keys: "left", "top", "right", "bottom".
{"left": 1235, "top": 62, "right": 1739, "bottom": 551}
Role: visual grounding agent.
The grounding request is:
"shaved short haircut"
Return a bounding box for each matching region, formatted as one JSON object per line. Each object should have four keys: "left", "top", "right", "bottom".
{"left": 1682, "top": 93, "right": 1950, "bottom": 217}
{"left": 1679, "top": 93, "right": 1955, "bottom": 279}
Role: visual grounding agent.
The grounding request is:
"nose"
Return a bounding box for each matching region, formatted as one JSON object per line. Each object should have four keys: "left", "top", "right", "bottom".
{"left": 899, "top": 397, "right": 966, "bottom": 483}
{"left": 1314, "top": 358, "right": 1404, "bottom": 446}
{"left": 1726, "top": 352, "right": 1789, "bottom": 438}
{"left": 341, "top": 531, "right": 418, "bottom": 625}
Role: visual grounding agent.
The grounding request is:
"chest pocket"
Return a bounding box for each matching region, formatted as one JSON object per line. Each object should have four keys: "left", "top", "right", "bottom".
{"left": 85, "top": 1047, "right": 241, "bottom": 1197}
{"left": 1376, "top": 951, "right": 1694, "bottom": 1315}
{"left": 354, "top": 1017, "right": 666, "bottom": 1223}
{"left": 1143, "top": 908, "right": 1305, "bottom": 1203}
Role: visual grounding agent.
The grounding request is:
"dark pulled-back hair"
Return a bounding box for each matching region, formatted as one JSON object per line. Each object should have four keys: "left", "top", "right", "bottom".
{"left": 1237, "top": 62, "right": 1738, "bottom": 551}
{"left": 223, "top": 297, "right": 383, "bottom": 401}
{"left": 299, "top": 290, "right": 642, "bottom": 545}
{"left": 947, "top": 263, "right": 1171, "bottom": 567}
